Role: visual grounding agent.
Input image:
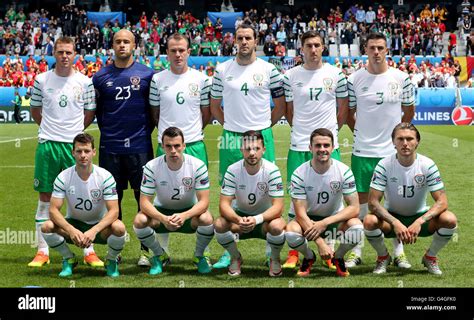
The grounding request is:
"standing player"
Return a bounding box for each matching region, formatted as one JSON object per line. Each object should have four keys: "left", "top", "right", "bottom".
{"left": 210, "top": 22, "right": 286, "bottom": 186}
{"left": 215, "top": 130, "right": 286, "bottom": 277}
{"left": 210, "top": 23, "right": 286, "bottom": 268}
{"left": 149, "top": 33, "right": 211, "bottom": 264}
{"left": 29, "top": 36, "right": 98, "bottom": 268}
{"left": 41, "top": 133, "right": 126, "bottom": 277}
{"left": 345, "top": 32, "right": 415, "bottom": 268}
{"left": 133, "top": 127, "right": 214, "bottom": 275}
{"left": 365, "top": 123, "right": 457, "bottom": 275}
{"left": 286, "top": 128, "right": 362, "bottom": 277}
{"left": 93, "top": 29, "right": 155, "bottom": 267}
{"left": 282, "top": 30, "right": 349, "bottom": 269}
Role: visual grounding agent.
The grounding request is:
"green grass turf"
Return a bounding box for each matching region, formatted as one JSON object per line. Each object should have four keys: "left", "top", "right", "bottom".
{"left": 0, "top": 124, "right": 472, "bottom": 287}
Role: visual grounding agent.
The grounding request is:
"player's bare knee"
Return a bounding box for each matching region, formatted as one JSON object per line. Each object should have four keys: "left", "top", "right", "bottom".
{"left": 41, "top": 220, "right": 54, "bottom": 233}
{"left": 285, "top": 220, "right": 302, "bottom": 233}
{"left": 363, "top": 214, "right": 378, "bottom": 230}
{"left": 133, "top": 212, "right": 148, "bottom": 228}
{"left": 214, "top": 217, "right": 229, "bottom": 232}
{"left": 347, "top": 217, "right": 363, "bottom": 228}
{"left": 198, "top": 211, "right": 214, "bottom": 225}
{"left": 111, "top": 220, "right": 126, "bottom": 236}
{"left": 438, "top": 211, "right": 457, "bottom": 229}
{"left": 267, "top": 218, "right": 285, "bottom": 235}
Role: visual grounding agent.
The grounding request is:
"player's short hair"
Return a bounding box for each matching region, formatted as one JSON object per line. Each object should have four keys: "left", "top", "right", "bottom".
{"left": 391, "top": 122, "right": 421, "bottom": 142}
{"left": 167, "top": 33, "right": 190, "bottom": 49}
{"left": 54, "top": 36, "right": 75, "bottom": 51}
{"left": 162, "top": 126, "right": 184, "bottom": 144}
{"left": 301, "top": 30, "right": 325, "bottom": 47}
{"left": 366, "top": 32, "right": 387, "bottom": 45}
{"left": 73, "top": 133, "right": 95, "bottom": 149}
{"left": 242, "top": 130, "right": 265, "bottom": 147}
{"left": 310, "top": 128, "right": 334, "bottom": 146}
{"left": 236, "top": 23, "right": 257, "bottom": 40}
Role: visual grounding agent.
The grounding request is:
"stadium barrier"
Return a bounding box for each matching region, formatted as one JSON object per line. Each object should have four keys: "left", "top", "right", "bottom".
{"left": 0, "top": 87, "right": 471, "bottom": 125}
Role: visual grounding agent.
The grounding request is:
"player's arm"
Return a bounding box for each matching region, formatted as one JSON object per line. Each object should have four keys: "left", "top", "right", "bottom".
{"left": 285, "top": 101, "right": 294, "bottom": 126}
{"left": 31, "top": 106, "right": 42, "bottom": 125}
{"left": 401, "top": 104, "right": 415, "bottom": 123}
{"left": 368, "top": 187, "right": 411, "bottom": 244}
{"left": 84, "top": 110, "right": 95, "bottom": 129}
{"left": 219, "top": 194, "right": 241, "bottom": 224}
{"left": 150, "top": 107, "right": 160, "bottom": 128}
{"left": 408, "top": 189, "right": 448, "bottom": 240}
{"left": 173, "top": 189, "right": 210, "bottom": 225}
{"left": 270, "top": 71, "right": 286, "bottom": 126}
{"left": 82, "top": 199, "right": 119, "bottom": 248}
{"left": 270, "top": 96, "right": 286, "bottom": 126}
{"left": 210, "top": 97, "right": 224, "bottom": 125}
{"left": 401, "top": 77, "right": 415, "bottom": 123}
{"left": 337, "top": 97, "right": 349, "bottom": 130}
{"left": 49, "top": 196, "right": 85, "bottom": 247}
{"left": 347, "top": 107, "right": 356, "bottom": 132}
{"left": 321, "top": 192, "right": 359, "bottom": 227}
{"left": 293, "top": 198, "right": 315, "bottom": 236}
{"left": 201, "top": 105, "right": 211, "bottom": 129}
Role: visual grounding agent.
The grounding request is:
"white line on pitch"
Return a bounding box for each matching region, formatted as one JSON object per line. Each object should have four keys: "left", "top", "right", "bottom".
{"left": 0, "top": 128, "right": 99, "bottom": 144}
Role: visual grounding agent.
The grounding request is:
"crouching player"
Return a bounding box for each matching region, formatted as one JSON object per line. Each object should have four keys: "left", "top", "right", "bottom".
{"left": 365, "top": 123, "right": 457, "bottom": 275}
{"left": 215, "top": 130, "right": 286, "bottom": 277}
{"left": 41, "top": 133, "right": 126, "bottom": 277}
{"left": 133, "top": 127, "right": 214, "bottom": 275}
{"left": 286, "top": 128, "right": 363, "bottom": 277}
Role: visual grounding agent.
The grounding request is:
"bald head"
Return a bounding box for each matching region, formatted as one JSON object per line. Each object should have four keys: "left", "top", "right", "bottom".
{"left": 113, "top": 29, "right": 135, "bottom": 64}
{"left": 113, "top": 29, "right": 135, "bottom": 43}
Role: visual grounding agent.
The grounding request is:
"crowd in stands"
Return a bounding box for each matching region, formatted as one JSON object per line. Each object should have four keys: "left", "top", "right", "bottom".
{"left": 0, "top": 3, "right": 473, "bottom": 89}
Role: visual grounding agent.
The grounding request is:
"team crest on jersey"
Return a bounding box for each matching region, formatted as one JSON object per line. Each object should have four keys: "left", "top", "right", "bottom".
{"left": 90, "top": 189, "right": 101, "bottom": 201}
{"left": 188, "top": 83, "right": 199, "bottom": 97}
{"left": 130, "top": 76, "right": 141, "bottom": 90}
{"left": 414, "top": 174, "right": 425, "bottom": 185}
{"left": 182, "top": 177, "right": 193, "bottom": 191}
{"left": 323, "top": 78, "right": 334, "bottom": 91}
{"left": 388, "top": 82, "right": 400, "bottom": 97}
{"left": 257, "top": 182, "right": 268, "bottom": 192}
{"left": 253, "top": 73, "right": 264, "bottom": 87}
{"left": 68, "top": 186, "right": 75, "bottom": 195}
{"left": 73, "top": 86, "right": 83, "bottom": 102}
{"left": 330, "top": 181, "right": 341, "bottom": 193}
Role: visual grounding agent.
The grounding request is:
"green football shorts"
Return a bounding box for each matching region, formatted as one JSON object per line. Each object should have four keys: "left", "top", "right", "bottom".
{"left": 351, "top": 154, "right": 382, "bottom": 193}
{"left": 219, "top": 127, "right": 275, "bottom": 185}
{"left": 287, "top": 148, "right": 341, "bottom": 184}
{"left": 156, "top": 140, "right": 208, "bottom": 167}
{"left": 34, "top": 141, "right": 74, "bottom": 193}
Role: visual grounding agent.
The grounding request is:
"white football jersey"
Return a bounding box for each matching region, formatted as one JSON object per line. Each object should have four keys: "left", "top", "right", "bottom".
{"left": 348, "top": 68, "right": 415, "bottom": 157}
{"left": 141, "top": 154, "right": 209, "bottom": 210}
{"left": 52, "top": 165, "right": 118, "bottom": 224}
{"left": 149, "top": 68, "right": 210, "bottom": 143}
{"left": 284, "top": 63, "right": 347, "bottom": 151}
{"left": 290, "top": 159, "right": 356, "bottom": 218}
{"left": 221, "top": 159, "right": 284, "bottom": 215}
{"left": 30, "top": 70, "right": 96, "bottom": 143}
{"left": 370, "top": 153, "right": 444, "bottom": 216}
{"left": 210, "top": 58, "right": 283, "bottom": 132}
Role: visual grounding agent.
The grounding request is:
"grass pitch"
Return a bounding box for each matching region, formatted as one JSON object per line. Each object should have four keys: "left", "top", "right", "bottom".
{"left": 0, "top": 124, "right": 472, "bottom": 287}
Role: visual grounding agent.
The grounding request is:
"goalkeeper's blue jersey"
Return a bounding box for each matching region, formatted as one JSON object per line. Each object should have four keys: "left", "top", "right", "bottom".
{"left": 93, "top": 62, "right": 154, "bottom": 154}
